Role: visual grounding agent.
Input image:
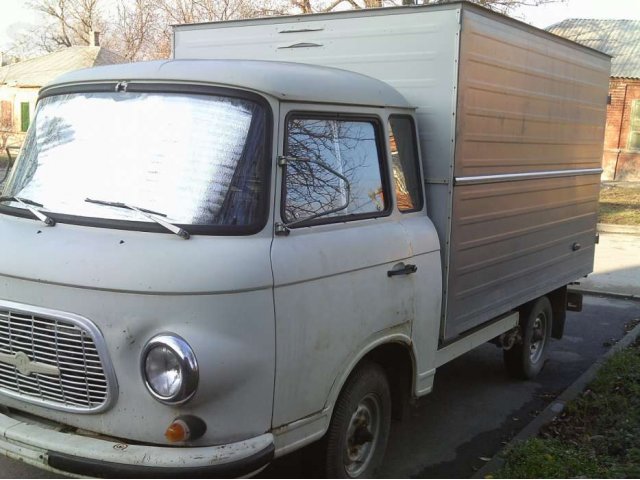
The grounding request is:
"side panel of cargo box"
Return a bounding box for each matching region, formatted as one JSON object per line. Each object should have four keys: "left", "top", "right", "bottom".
{"left": 444, "top": 8, "right": 610, "bottom": 339}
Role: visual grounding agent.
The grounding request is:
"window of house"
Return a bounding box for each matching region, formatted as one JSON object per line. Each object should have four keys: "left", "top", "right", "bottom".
{"left": 20, "top": 102, "right": 30, "bottom": 132}
{"left": 629, "top": 100, "right": 640, "bottom": 152}
{"left": 388, "top": 115, "right": 423, "bottom": 212}
{"left": 283, "top": 116, "right": 388, "bottom": 226}
{"left": 0, "top": 101, "right": 12, "bottom": 129}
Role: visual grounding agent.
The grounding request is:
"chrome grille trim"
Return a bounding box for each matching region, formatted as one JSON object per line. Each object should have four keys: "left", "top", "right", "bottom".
{"left": 0, "top": 299, "right": 117, "bottom": 414}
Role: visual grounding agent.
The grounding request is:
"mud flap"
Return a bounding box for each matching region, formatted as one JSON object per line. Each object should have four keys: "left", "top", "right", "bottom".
{"left": 567, "top": 291, "right": 583, "bottom": 312}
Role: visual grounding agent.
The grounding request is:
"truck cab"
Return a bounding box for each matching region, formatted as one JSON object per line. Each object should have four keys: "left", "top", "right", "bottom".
{"left": 0, "top": 59, "right": 440, "bottom": 477}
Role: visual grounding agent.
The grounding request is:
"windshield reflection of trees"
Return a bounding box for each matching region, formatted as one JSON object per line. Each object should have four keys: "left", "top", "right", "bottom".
{"left": 37, "top": 116, "right": 75, "bottom": 154}
{"left": 10, "top": 113, "right": 75, "bottom": 192}
{"left": 285, "top": 119, "right": 380, "bottom": 222}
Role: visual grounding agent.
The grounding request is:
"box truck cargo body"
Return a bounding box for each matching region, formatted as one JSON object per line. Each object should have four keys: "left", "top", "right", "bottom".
{"left": 174, "top": 2, "right": 610, "bottom": 341}
{"left": 0, "top": 2, "right": 610, "bottom": 478}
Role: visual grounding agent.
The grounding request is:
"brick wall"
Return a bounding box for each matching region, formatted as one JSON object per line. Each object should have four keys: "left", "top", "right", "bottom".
{"left": 602, "top": 78, "right": 640, "bottom": 181}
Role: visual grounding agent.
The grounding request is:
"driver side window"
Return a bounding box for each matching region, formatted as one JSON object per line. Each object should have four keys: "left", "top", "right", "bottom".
{"left": 283, "top": 116, "right": 388, "bottom": 226}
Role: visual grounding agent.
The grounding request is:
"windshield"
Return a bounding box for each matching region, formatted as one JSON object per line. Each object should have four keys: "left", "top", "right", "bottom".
{"left": 2, "top": 89, "right": 270, "bottom": 232}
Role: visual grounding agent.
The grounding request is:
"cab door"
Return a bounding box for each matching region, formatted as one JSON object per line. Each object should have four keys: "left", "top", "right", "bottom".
{"left": 270, "top": 105, "right": 416, "bottom": 427}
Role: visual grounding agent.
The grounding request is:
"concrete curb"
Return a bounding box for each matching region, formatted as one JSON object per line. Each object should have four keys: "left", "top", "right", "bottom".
{"left": 474, "top": 319, "right": 640, "bottom": 479}
{"left": 568, "top": 287, "right": 640, "bottom": 301}
{"left": 597, "top": 223, "right": 640, "bottom": 235}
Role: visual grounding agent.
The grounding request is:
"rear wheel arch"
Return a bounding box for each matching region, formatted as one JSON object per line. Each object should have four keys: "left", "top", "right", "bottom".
{"left": 504, "top": 295, "right": 553, "bottom": 379}
{"left": 547, "top": 286, "right": 568, "bottom": 339}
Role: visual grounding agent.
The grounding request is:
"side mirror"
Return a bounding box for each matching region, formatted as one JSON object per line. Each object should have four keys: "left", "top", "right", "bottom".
{"left": 279, "top": 155, "right": 351, "bottom": 228}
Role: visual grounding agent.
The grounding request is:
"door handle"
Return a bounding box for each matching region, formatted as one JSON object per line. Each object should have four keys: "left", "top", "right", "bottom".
{"left": 387, "top": 263, "right": 417, "bottom": 277}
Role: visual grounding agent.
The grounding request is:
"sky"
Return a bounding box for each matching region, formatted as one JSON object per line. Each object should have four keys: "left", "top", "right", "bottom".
{"left": 1, "top": 0, "right": 640, "bottom": 52}
{"left": 511, "top": 0, "right": 640, "bottom": 28}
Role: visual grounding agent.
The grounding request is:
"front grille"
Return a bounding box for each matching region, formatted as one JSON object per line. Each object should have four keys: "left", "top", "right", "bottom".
{"left": 0, "top": 305, "right": 111, "bottom": 412}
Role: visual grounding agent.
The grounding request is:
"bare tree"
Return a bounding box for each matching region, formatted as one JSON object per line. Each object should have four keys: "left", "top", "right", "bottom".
{"left": 9, "top": 0, "right": 564, "bottom": 62}
{"left": 3, "top": 28, "right": 45, "bottom": 60}
{"left": 289, "top": 0, "right": 563, "bottom": 14}
{"left": 132, "top": 0, "right": 287, "bottom": 60}
{"left": 28, "top": 0, "right": 107, "bottom": 49}
{"left": 111, "top": 0, "right": 160, "bottom": 60}
{"left": 0, "top": 129, "right": 12, "bottom": 165}
{"left": 12, "top": 0, "right": 263, "bottom": 61}
{"left": 431, "top": 0, "right": 563, "bottom": 14}
{"left": 0, "top": 102, "right": 13, "bottom": 153}
{"left": 0, "top": 102, "right": 15, "bottom": 185}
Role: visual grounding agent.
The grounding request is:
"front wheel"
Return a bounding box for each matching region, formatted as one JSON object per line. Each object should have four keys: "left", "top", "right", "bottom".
{"left": 324, "top": 361, "right": 391, "bottom": 478}
{"left": 504, "top": 296, "right": 553, "bottom": 379}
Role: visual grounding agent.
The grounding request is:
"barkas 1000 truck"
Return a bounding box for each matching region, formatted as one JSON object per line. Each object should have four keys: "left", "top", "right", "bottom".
{"left": 0, "top": 2, "right": 610, "bottom": 477}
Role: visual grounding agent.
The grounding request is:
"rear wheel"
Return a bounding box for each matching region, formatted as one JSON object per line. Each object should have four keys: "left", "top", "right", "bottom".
{"left": 324, "top": 361, "right": 391, "bottom": 478}
{"left": 504, "top": 296, "right": 553, "bottom": 379}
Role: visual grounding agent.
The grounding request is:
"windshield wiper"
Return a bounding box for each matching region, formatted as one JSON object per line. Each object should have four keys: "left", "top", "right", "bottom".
{"left": 0, "top": 196, "right": 56, "bottom": 226}
{"left": 85, "top": 198, "right": 190, "bottom": 240}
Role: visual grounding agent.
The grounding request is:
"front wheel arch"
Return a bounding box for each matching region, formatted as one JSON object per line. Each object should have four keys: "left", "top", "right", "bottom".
{"left": 312, "top": 341, "right": 415, "bottom": 477}
{"left": 324, "top": 337, "right": 416, "bottom": 423}
{"left": 324, "top": 361, "right": 392, "bottom": 478}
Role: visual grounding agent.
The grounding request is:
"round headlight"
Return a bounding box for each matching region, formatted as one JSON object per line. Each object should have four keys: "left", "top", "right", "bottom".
{"left": 141, "top": 334, "right": 198, "bottom": 405}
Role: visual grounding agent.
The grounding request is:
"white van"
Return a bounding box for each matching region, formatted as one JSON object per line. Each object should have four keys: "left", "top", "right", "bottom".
{"left": 0, "top": 3, "right": 610, "bottom": 478}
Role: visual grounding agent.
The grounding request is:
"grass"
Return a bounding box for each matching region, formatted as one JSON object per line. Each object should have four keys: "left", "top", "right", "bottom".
{"left": 598, "top": 185, "right": 640, "bottom": 226}
{"left": 494, "top": 340, "right": 640, "bottom": 478}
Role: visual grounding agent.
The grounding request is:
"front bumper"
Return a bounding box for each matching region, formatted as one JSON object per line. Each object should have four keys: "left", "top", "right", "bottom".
{"left": 0, "top": 410, "right": 274, "bottom": 478}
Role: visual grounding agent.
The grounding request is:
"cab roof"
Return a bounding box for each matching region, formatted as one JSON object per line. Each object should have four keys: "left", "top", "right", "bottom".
{"left": 43, "top": 59, "right": 413, "bottom": 109}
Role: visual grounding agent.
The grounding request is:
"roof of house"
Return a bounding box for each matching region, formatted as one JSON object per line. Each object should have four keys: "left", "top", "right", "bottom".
{"left": 547, "top": 19, "right": 640, "bottom": 79}
{"left": 43, "top": 59, "right": 413, "bottom": 108}
{"left": 0, "top": 46, "right": 124, "bottom": 88}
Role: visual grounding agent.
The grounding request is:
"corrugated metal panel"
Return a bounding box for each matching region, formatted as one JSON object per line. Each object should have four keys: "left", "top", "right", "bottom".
{"left": 443, "top": 8, "right": 610, "bottom": 339}
{"left": 455, "top": 12, "right": 609, "bottom": 178}
{"left": 548, "top": 19, "right": 640, "bottom": 79}
{"left": 448, "top": 175, "right": 599, "bottom": 336}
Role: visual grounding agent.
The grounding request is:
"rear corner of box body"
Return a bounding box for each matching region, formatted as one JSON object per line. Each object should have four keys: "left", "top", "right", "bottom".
{"left": 442, "top": 6, "right": 611, "bottom": 341}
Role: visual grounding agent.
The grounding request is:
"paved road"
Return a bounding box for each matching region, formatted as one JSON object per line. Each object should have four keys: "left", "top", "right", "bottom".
{"left": 1, "top": 295, "right": 638, "bottom": 478}
{"left": 579, "top": 232, "right": 640, "bottom": 297}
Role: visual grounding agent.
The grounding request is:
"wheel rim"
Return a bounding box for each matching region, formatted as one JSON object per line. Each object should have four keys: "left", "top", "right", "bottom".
{"left": 529, "top": 312, "right": 548, "bottom": 364}
{"left": 343, "top": 393, "right": 381, "bottom": 477}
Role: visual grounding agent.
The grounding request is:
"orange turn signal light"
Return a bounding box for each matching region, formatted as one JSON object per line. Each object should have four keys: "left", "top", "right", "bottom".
{"left": 164, "top": 416, "right": 207, "bottom": 443}
{"left": 165, "top": 419, "right": 190, "bottom": 443}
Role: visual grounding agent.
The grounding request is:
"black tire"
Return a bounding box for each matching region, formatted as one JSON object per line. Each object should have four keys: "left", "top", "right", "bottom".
{"left": 504, "top": 296, "right": 553, "bottom": 380}
{"left": 324, "top": 361, "right": 391, "bottom": 478}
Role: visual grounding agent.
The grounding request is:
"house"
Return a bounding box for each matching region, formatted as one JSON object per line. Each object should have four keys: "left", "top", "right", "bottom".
{"left": 548, "top": 19, "right": 640, "bottom": 181}
{"left": 0, "top": 39, "right": 123, "bottom": 151}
